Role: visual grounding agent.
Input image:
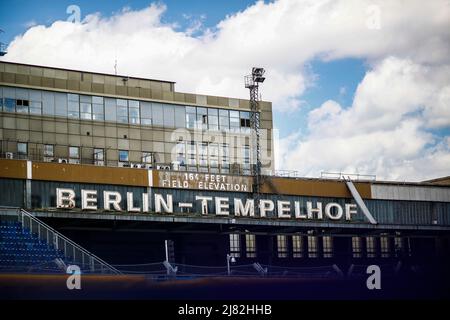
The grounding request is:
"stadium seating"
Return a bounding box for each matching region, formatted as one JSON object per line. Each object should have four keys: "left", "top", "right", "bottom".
{"left": 0, "top": 220, "right": 70, "bottom": 273}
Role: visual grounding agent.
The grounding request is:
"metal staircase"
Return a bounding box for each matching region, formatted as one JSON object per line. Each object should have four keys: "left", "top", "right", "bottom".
{"left": 0, "top": 208, "right": 121, "bottom": 274}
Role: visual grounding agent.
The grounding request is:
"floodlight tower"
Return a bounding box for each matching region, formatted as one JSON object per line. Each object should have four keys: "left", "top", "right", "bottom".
{"left": 245, "top": 67, "right": 265, "bottom": 210}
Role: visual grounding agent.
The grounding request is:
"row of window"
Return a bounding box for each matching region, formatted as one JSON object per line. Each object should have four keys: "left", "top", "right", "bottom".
{"left": 175, "top": 141, "right": 250, "bottom": 175}
{"left": 12, "top": 141, "right": 250, "bottom": 172}
{"left": 0, "top": 87, "right": 253, "bottom": 133}
{"left": 229, "top": 234, "right": 408, "bottom": 259}
{"left": 14, "top": 142, "right": 153, "bottom": 166}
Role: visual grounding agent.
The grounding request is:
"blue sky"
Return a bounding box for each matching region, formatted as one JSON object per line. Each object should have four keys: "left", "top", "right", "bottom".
{"left": 1, "top": 0, "right": 448, "bottom": 180}
{"left": 0, "top": 0, "right": 255, "bottom": 43}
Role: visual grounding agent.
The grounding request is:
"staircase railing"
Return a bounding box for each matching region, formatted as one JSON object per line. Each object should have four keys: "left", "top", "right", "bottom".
{"left": 7, "top": 208, "right": 121, "bottom": 274}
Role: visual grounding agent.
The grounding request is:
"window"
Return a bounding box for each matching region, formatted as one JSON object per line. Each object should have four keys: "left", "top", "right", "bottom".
{"left": 322, "top": 236, "right": 333, "bottom": 258}
{"left": 29, "top": 90, "right": 42, "bottom": 115}
{"left": 187, "top": 141, "right": 197, "bottom": 168}
{"left": 352, "top": 237, "right": 362, "bottom": 258}
{"left": 16, "top": 99, "right": 29, "bottom": 113}
{"left": 140, "top": 101, "right": 152, "bottom": 125}
{"left": 3, "top": 87, "right": 15, "bottom": 112}
{"left": 366, "top": 236, "right": 376, "bottom": 258}
{"left": 229, "top": 234, "right": 241, "bottom": 258}
{"left": 162, "top": 103, "right": 175, "bottom": 127}
{"left": 380, "top": 235, "right": 390, "bottom": 258}
{"left": 230, "top": 110, "right": 240, "bottom": 132}
{"left": 69, "top": 147, "right": 80, "bottom": 164}
{"left": 277, "top": 235, "right": 288, "bottom": 258}
{"left": 105, "top": 98, "right": 117, "bottom": 122}
{"left": 54, "top": 92, "right": 67, "bottom": 117}
{"left": 292, "top": 235, "right": 303, "bottom": 258}
{"left": 176, "top": 141, "right": 186, "bottom": 166}
{"left": 152, "top": 103, "right": 163, "bottom": 126}
{"left": 394, "top": 233, "right": 403, "bottom": 257}
{"left": 209, "top": 143, "right": 219, "bottom": 173}
{"left": 240, "top": 111, "right": 251, "bottom": 133}
{"left": 242, "top": 145, "right": 251, "bottom": 175}
{"left": 198, "top": 142, "right": 208, "bottom": 171}
{"left": 68, "top": 94, "right": 80, "bottom": 118}
{"left": 4, "top": 98, "right": 15, "bottom": 112}
{"left": 186, "top": 106, "right": 196, "bottom": 129}
{"left": 43, "top": 144, "right": 54, "bottom": 162}
{"left": 174, "top": 106, "right": 185, "bottom": 128}
{"left": 219, "top": 109, "right": 230, "bottom": 132}
{"left": 117, "top": 99, "right": 128, "bottom": 123}
{"left": 142, "top": 152, "right": 153, "bottom": 164}
{"left": 128, "top": 100, "right": 140, "bottom": 124}
{"left": 80, "top": 95, "right": 92, "bottom": 120}
{"left": 92, "top": 96, "right": 104, "bottom": 121}
{"left": 208, "top": 108, "right": 219, "bottom": 131}
{"left": 94, "top": 148, "right": 104, "bottom": 166}
{"left": 245, "top": 233, "right": 256, "bottom": 258}
{"left": 15, "top": 89, "right": 29, "bottom": 113}
{"left": 42, "top": 91, "right": 55, "bottom": 115}
{"left": 119, "top": 150, "right": 129, "bottom": 162}
{"left": 44, "top": 144, "right": 54, "bottom": 156}
{"left": 221, "top": 143, "right": 230, "bottom": 174}
{"left": 30, "top": 101, "right": 42, "bottom": 115}
{"left": 17, "top": 142, "right": 27, "bottom": 158}
{"left": 196, "top": 107, "right": 208, "bottom": 130}
{"left": 307, "top": 231, "right": 318, "bottom": 258}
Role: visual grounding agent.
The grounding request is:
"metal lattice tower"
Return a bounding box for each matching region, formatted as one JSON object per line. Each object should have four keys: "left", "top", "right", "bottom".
{"left": 0, "top": 29, "right": 7, "bottom": 56}
{"left": 245, "top": 67, "right": 265, "bottom": 211}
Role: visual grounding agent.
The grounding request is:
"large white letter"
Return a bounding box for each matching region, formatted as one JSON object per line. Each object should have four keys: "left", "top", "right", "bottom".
{"left": 215, "top": 197, "right": 229, "bottom": 216}
{"left": 81, "top": 190, "right": 97, "bottom": 210}
{"left": 234, "top": 199, "right": 254, "bottom": 217}
{"left": 103, "top": 191, "right": 122, "bottom": 211}
{"left": 259, "top": 200, "right": 274, "bottom": 217}
{"left": 294, "top": 201, "right": 307, "bottom": 219}
{"left": 155, "top": 194, "right": 173, "bottom": 213}
{"left": 307, "top": 202, "right": 323, "bottom": 219}
{"left": 142, "top": 193, "right": 149, "bottom": 213}
{"left": 57, "top": 188, "right": 76, "bottom": 209}
{"left": 195, "top": 196, "right": 213, "bottom": 215}
{"left": 325, "top": 203, "right": 343, "bottom": 220}
{"left": 127, "top": 192, "right": 141, "bottom": 212}
{"left": 345, "top": 204, "right": 358, "bottom": 220}
{"left": 277, "top": 201, "right": 291, "bottom": 218}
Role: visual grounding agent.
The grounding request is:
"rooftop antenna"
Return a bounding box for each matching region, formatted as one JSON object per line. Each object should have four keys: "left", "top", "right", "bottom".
{"left": 0, "top": 29, "right": 7, "bottom": 56}
{"left": 245, "top": 67, "right": 266, "bottom": 214}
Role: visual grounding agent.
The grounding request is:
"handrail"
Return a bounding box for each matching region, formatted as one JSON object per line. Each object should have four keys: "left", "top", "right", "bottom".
{"left": 1, "top": 207, "right": 121, "bottom": 274}
{"left": 321, "top": 171, "right": 376, "bottom": 181}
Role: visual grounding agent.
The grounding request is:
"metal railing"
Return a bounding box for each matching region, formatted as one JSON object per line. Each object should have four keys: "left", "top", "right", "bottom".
{"left": 321, "top": 171, "right": 376, "bottom": 181}
{"left": 0, "top": 151, "right": 377, "bottom": 181}
{"left": 4, "top": 208, "right": 121, "bottom": 274}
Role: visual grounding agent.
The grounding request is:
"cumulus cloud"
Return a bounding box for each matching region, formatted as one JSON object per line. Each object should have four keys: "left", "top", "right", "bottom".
{"left": 1, "top": 0, "right": 449, "bottom": 180}
{"left": 279, "top": 57, "right": 450, "bottom": 181}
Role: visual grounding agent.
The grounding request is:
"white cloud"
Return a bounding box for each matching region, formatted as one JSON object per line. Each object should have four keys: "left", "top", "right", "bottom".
{"left": 1, "top": 0, "right": 449, "bottom": 180}
{"left": 279, "top": 57, "right": 450, "bottom": 181}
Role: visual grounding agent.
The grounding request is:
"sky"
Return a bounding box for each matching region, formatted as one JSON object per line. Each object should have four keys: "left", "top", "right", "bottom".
{"left": 0, "top": 0, "right": 449, "bottom": 181}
